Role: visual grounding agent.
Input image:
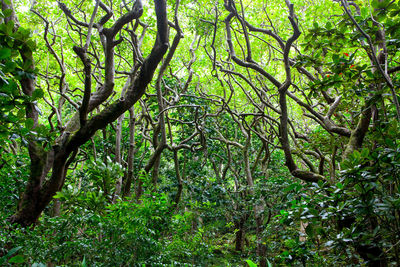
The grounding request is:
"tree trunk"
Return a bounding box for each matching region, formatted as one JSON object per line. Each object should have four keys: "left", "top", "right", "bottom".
{"left": 234, "top": 214, "right": 247, "bottom": 252}
{"left": 123, "top": 107, "right": 136, "bottom": 197}
{"left": 112, "top": 113, "right": 125, "bottom": 203}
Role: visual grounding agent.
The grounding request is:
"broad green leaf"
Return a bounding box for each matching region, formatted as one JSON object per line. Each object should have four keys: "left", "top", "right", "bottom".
{"left": 3, "top": 9, "right": 12, "bottom": 18}
{"left": 0, "top": 48, "right": 11, "bottom": 59}
{"left": 245, "top": 259, "right": 258, "bottom": 267}
{"left": 8, "top": 255, "right": 25, "bottom": 264}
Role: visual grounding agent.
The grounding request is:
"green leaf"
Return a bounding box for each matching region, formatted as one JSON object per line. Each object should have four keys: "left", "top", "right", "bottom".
{"left": 0, "top": 246, "right": 22, "bottom": 265}
{"left": 361, "top": 148, "right": 369, "bottom": 158}
{"left": 32, "top": 89, "right": 44, "bottom": 99}
{"left": 81, "top": 256, "right": 87, "bottom": 267}
{"left": 26, "top": 39, "right": 36, "bottom": 50}
{"left": 332, "top": 53, "right": 339, "bottom": 63}
{"left": 325, "top": 21, "right": 332, "bottom": 30}
{"left": 336, "top": 182, "right": 344, "bottom": 190}
{"left": 305, "top": 224, "right": 314, "bottom": 238}
{"left": 353, "top": 150, "right": 361, "bottom": 160}
{"left": 22, "top": 59, "right": 34, "bottom": 71}
{"left": 3, "top": 9, "right": 12, "bottom": 18}
{"left": 371, "top": 0, "right": 379, "bottom": 9}
{"left": 9, "top": 255, "right": 25, "bottom": 264}
{"left": 6, "top": 20, "right": 14, "bottom": 35}
{"left": 361, "top": 7, "right": 368, "bottom": 18}
{"left": 283, "top": 184, "right": 296, "bottom": 192}
{"left": 0, "top": 48, "right": 11, "bottom": 59}
{"left": 245, "top": 259, "right": 258, "bottom": 267}
{"left": 25, "top": 118, "right": 34, "bottom": 129}
{"left": 17, "top": 108, "right": 25, "bottom": 118}
{"left": 53, "top": 191, "right": 66, "bottom": 199}
{"left": 4, "top": 61, "right": 17, "bottom": 73}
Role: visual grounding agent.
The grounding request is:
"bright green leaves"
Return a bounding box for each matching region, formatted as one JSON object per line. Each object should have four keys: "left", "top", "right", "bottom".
{"left": 377, "top": 1, "right": 400, "bottom": 53}
{"left": 0, "top": 20, "right": 14, "bottom": 35}
{"left": 0, "top": 21, "right": 36, "bottom": 70}
{"left": 303, "top": 19, "right": 347, "bottom": 53}
{"left": 325, "top": 21, "right": 333, "bottom": 30}
{"left": 1, "top": 8, "right": 13, "bottom": 18}
{"left": 371, "top": 0, "right": 392, "bottom": 10}
{"left": 0, "top": 22, "right": 35, "bottom": 79}
{"left": 245, "top": 259, "right": 258, "bottom": 267}
{"left": 301, "top": 51, "right": 366, "bottom": 100}
{"left": 0, "top": 80, "right": 25, "bottom": 144}
{"left": 0, "top": 81, "right": 32, "bottom": 141}
{"left": 388, "top": 2, "right": 400, "bottom": 17}
{"left": 0, "top": 19, "right": 43, "bottom": 151}
{"left": 298, "top": 0, "right": 400, "bottom": 107}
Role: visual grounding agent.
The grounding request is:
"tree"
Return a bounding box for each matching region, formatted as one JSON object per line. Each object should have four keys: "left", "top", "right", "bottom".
{"left": 2, "top": 0, "right": 169, "bottom": 226}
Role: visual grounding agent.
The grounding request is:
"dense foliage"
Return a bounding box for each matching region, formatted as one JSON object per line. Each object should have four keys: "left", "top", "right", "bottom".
{"left": 1, "top": 0, "right": 400, "bottom": 266}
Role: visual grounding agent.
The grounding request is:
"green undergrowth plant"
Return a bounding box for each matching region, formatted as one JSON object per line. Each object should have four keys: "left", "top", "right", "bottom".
{"left": 279, "top": 121, "right": 400, "bottom": 265}
{"left": 0, "top": 189, "right": 223, "bottom": 266}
